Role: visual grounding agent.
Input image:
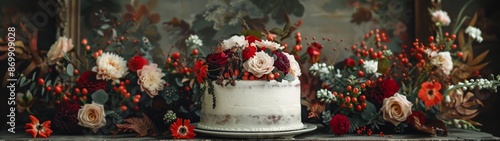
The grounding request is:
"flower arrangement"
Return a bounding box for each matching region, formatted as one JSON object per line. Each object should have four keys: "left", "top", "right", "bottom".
{"left": 302, "top": 1, "right": 500, "bottom": 136}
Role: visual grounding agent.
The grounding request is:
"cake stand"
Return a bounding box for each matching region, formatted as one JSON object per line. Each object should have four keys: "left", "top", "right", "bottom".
{"left": 193, "top": 123, "right": 317, "bottom": 139}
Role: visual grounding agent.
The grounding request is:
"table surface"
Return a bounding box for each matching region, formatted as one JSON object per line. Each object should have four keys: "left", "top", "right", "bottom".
{"left": 1, "top": 124, "right": 498, "bottom": 140}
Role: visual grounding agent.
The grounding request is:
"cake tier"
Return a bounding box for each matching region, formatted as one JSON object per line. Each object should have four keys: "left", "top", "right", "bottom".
{"left": 198, "top": 79, "right": 304, "bottom": 132}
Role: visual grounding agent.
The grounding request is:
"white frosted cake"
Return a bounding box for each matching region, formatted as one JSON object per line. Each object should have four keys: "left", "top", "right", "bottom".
{"left": 198, "top": 79, "right": 304, "bottom": 132}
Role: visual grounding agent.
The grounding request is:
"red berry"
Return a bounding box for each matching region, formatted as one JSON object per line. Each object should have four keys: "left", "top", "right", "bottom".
{"left": 45, "top": 86, "right": 52, "bottom": 92}
{"left": 192, "top": 49, "right": 199, "bottom": 55}
{"left": 353, "top": 88, "right": 359, "bottom": 94}
{"left": 428, "top": 36, "right": 434, "bottom": 42}
{"left": 352, "top": 97, "right": 358, "bottom": 103}
{"left": 345, "top": 97, "right": 351, "bottom": 103}
{"left": 54, "top": 86, "right": 63, "bottom": 94}
{"left": 82, "top": 88, "right": 88, "bottom": 95}
{"left": 37, "top": 78, "right": 45, "bottom": 86}
{"left": 348, "top": 103, "right": 354, "bottom": 109}
{"left": 121, "top": 105, "right": 128, "bottom": 111}
{"left": 346, "top": 85, "right": 352, "bottom": 91}
{"left": 358, "top": 70, "right": 365, "bottom": 77}
{"left": 125, "top": 93, "right": 131, "bottom": 99}
{"left": 74, "top": 88, "right": 81, "bottom": 94}
{"left": 360, "top": 95, "right": 366, "bottom": 101}
{"left": 133, "top": 98, "right": 140, "bottom": 104}
{"left": 356, "top": 105, "right": 362, "bottom": 111}
{"left": 457, "top": 52, "right": 463, "bottom": 58}
{"left": 125, "top": 80, "right": 130, "bottom": 85}
{"left": 184, "top": 86, "right": 191, "bottom": 91}
{"left": 120, "top": 81, "right": 125, "bottom": 86}
{"left": 81, "top": 38, "right": 88, "bottom": 45}
{"left": 172, "top": 52, "right": 181, "bottom": 59}
{"left": 274, "top": 72, "right": 280, "bottom": 78}
{"left": 361, "top": 102, "right": 367, "bottom": 109}
{"left": 268, "top": 74, "right": 275, "bottom": 80}
{"left": 134, "top": 106, "right": 139, "bottom": 111}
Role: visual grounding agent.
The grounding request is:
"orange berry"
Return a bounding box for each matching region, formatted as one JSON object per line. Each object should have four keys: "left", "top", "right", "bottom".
{"left": 74, "top": 69, "right": 79, "bottom": 75}
{"left": 121, "top": 105, "right": 128, "bottom": 111}
{"left": 345, "top": 97, "right": 351, "bottom": 103}
{"left": 346, "top": 85, "right": 352, "bottom": 91}
{"left": 352, "top": 97, "right": 358, "bottom": 103}
{"left": 353, "top": 88, "right": 359, "bottom": 94}
{"left": 74, "top": 88, "right": 81, "bottom": 94}
{"left": 268, "top": 74, "right": 275, "bottom": 80}
{"left": 125, "top": 93, "right": 131, "bottom": 99}
{"left": 135, "top": 94, "right": 141, "bottom": 99}
{"left": 133, "top": 98, "right": 140, "bottom": 104}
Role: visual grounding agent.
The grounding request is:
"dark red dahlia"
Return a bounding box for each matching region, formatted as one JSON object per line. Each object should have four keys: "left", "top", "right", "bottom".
{"left": 206, "top": 52, "right": 229, "bottom": 67}
{"left": 242, "top": 46, "right": 257, "bottom": 60}
{"left": 343, "top": 58, "right": 356, "bottom": 67}
{"left": 273, "top": 51, "right": 290, "bottom": 74}
{"left": 406, "top": 111, "right": 425, "bottom": 125}
{"left": 245, "top": 35, "right": 261, "bottom": 44}
{"left": 329, "top": 114, "right": 350, "bottom": 136}
{"left": 53, "top": 101, "right": 83, "bottom": 134}
{"left": 378, "top": 79, "right": 399, "bottom": 97}
{"left": 77, "top": 71, "right": 108, "bottom": 94}
{"left": 128, "top": 55, "right": 149, "bottom": 72}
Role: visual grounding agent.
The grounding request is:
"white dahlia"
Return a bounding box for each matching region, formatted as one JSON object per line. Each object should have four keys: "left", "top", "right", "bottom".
{"left": 222, "top": 35, "right": 248, "bottom": 50}
{"left": 137, "top": 64, "right": 166, "bottom": 98}
{"left": 254, "top": 40, "right": 284, "bottom": 51}
{"left": 363, "top": 60, "right": 378, "bottom": 74}
{"left": 92, "top": 52, "right": 128, "bottom": 84}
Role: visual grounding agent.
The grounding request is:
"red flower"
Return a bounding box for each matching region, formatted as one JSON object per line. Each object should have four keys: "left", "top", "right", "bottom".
{"left": 418, "top": 81, "right": 443, "bottom": 107}
{"left": 329, "top": 114, "right": 350, "bottom": 136}
{"left": 128, "top": 55, "right": 149, "bottom": 72}
{"left": 307, "top": 42, "right": 323, "bottom": 63}
{"left": 25, "top": 115, "right": 53, "bottom": 138}
{"left": 206, "top": 52, "right": 229, "bottom": 67}
{"left": 53, "top": 101, "right": 83, "bottom": 134}
{"left": 378, "top": 79, "right": 399, "bottom": 97}
{"left": 77, "top": 71, "right": 107, "bottom": 94}
{"left": 343, "top": 58, "right": 356, "bottom": 67}
{"left": 194, "top": 60, "right": 208, "bottom": 83}
{"left": 242, "top": 45, "right": 257, "bottom": 60}
{"left": 170, "top": 118, "right": 196, "bottom": 139}
{"left": 273, "top": 51, "right": 290, "bottom": 74}
{"left": 245, "top": 35, "right": 261, "bottom": 44}
{"left": 406, "top": 111, "right": 426, "bottom": 125}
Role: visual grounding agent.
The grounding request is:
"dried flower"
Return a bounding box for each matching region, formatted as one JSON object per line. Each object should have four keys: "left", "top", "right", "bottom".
{"left": 137, "top": 64, "right": 166, "bottom": 98}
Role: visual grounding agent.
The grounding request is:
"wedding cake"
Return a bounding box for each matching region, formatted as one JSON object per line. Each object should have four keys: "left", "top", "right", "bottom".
{"left": 198, "top": 79, "right": 304, "bottom": 132}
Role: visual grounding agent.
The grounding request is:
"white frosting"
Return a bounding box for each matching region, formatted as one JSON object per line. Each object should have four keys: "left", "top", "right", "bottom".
{"left": 198, "top": 79, "right": 304, "bottom": 132}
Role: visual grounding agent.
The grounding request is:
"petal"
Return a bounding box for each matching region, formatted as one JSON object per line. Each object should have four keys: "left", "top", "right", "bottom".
{"left": 25, "top": 129, "right": 38, "bottom": 138}
{"left": 29, "top": 115, "right": 40, "bottom": 125}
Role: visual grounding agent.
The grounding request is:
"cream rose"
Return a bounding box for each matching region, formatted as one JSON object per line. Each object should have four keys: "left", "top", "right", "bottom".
{"left": 255, "top": 40, "right": 284, "bottom": 51}
{"left": 77, "top": 102, "right": 107, "bottom": 133}
{"left": 47, "top": 36, "right": 74, "bottom": 65}
{"left": 430, "top": 52, "right": 453, "bottom": 75}
{"left": 284, "top": 52, "right": 301, "bottom": 77}
{"left": 243, "top": 51, "right": 275, "bottom": 77}
{"left": 431, "top": 10, "right": 451, "bottom": 26}
{"left": 381, "top": 93, "right": 413, "bottom": 126}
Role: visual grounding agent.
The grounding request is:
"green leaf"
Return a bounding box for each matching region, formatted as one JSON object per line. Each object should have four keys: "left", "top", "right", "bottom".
{"left": 66, "top": 64, "right": 74, "bottom": 76}
{"left": 293, "top": 2, "right": 305, "bottom": 17}
{"left": 91, "top": 89, "right": 109, "bottom": 105}
{"left": 377, "top": 58, "right": 391, "bottom": 74}
{"left": 105, "top": 110, "right": 115, "bottom": 116}
{"left": 32, "top": 72, "right": 37, "bottom": 81}
{"left": 241, "top": 30, "right": 263, "bottom": 38}
{"left": 175, "top": 78, "right": 184, "bottom": 87}
{"left": 361, "top": 101, "right": 377, "bottom": 120}
{"left": 270, "top": 28, "right": 283, "bottom": 35}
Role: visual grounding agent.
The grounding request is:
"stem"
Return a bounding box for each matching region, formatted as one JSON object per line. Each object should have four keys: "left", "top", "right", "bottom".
{"left": 453, "top": 0, "right": 473, "bottom": 31}
{"left": 452, "top": 16, "right": 471, "bottom": 35}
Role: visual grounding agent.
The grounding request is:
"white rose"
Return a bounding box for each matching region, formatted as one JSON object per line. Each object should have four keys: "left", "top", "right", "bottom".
{"left": 47, "top": 36, "right": 74, "bottom": 65}
{"left": 222, "top": 35, "right": 248, "bottom": 50}
{"left": 431, "top": 10, "right": 451, "bottom": 26}
{"left": 255, "top": 40, "right": 284, "bottom": 51}
{"left": 78, "top": 102, "right": 107, "bottom": 133}
{"left": 381, "top": 93, "right": 413, "bottom": 126}
{"left": 284, "top": 52, "right": 301, "bottom": 77}
{"left": 430, "top": 52, "right": 453, "bottom": 75}
{"left": 243, "top": 51, "right": 275, "bottom": 77}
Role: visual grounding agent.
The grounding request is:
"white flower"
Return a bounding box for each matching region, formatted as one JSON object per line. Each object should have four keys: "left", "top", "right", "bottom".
{"left": 363, "top": 60, "right": 378, "bottom": 74}
{"left": 185, "top": 34, "right": 203, "bottom": 49}
{"left": 137, "top": 64, "right": 166, "bottom": 98}
{"left": 92, "top": 52, "right": 128, "bottom": 84}
{"left": 383, "top": 50, "right": 393, "bottom": 57}
{"left": 317, "top": 89, "right": 336, "bottom": 103}
{"left": 335, "top": 69, "right": 342, "bottom": 78}
{"left": 465, "top": 26, "right": 483, "bottom": 43}
{"left": 255, "top": 40, "right": 284, "bottom": 51}
{"left": 222, "top": 35, "right": 247, "bottom": 50}
{"left": 309, "top": 63, "right": 334, "bottom": 75}
{"left": 425, "top": 49, "right": 438, "bottom": 57}
{"left": 431, "top": 10, "right": 451, "bottom": 26}
{"left": 47, "top": 36, "right": 74, "bottom": 65}
{"left": 381, "top": 93, "right": 413, "bottom": 126}
{"left": 430, "top": 52, "right": 453, "bottom": 75}
{"left": 243, "top": 51, "right": 275, "bottom": 77}
{"left": 283, "top": 52, "right": 301, "bottom": 77}
{"left": 78, "top": 102, "right": 106, "bottom": 133}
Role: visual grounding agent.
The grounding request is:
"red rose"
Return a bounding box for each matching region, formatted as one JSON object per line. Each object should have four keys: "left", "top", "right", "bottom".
{"left": 128, "top": 55, "right": 149, "bottom": 72}
{"left": 245, "top": 35, "right": 261, "bottom": 44}
{"left": 378, "top": 79, "right": 399, "bottom": 97}
{"left": 77, "top": 71, "right": 108, "bottom": 94}
{"left": 307, "top": 42, "right": 323, "bottom": 63}
{"left": 329, "top": 114, "right": 350, "bottom": 136}
{"left": 206, "top": 52, "right": 229, "bottom": 67}
{"left": 343, "top": 58, "right": 356, "bottom": 67}
{"left": 242, "top": 46, "right": 257, "bottom": 60}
